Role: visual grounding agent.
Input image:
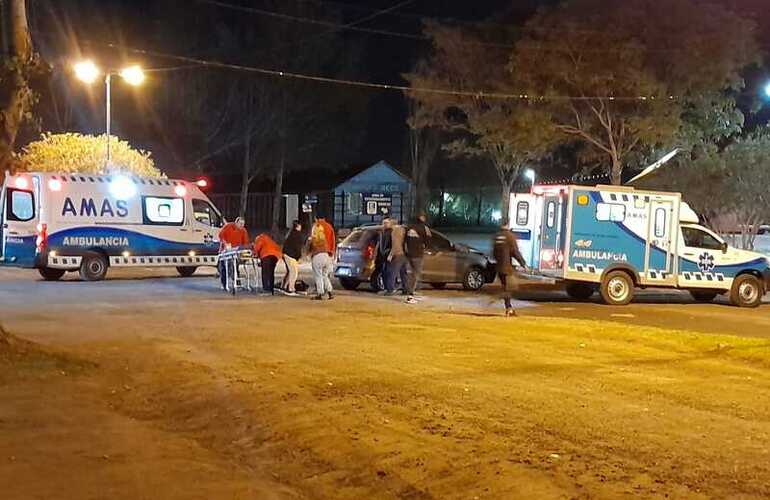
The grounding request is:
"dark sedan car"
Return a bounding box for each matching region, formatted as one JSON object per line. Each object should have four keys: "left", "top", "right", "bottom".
{"left": 334, "top": 225, "right": 495, "bottom": 291}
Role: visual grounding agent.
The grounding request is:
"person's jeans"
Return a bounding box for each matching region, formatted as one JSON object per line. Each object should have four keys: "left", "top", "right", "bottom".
{"left": 261, "top": 255, "right": 278, "bottom": 293}
{"left": 312, "top": 253, "right": 334, "bottom": 295}
{"left": 218, "top": 259, "right": 234, "bottom": 289}
{"left": 406, "top": 257, "right": 424, "bottom": 295}
{"left": 499, "top": 273, "right": 512, "bottom": 309}
{"left": 386, "top": 255, "right": 408, "bottom": 292}
{"left": 282, "top": 255, "right": 299, "bottom": 292}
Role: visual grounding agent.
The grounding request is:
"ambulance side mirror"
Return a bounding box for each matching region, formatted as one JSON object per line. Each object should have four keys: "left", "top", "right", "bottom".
{"left": 721, "top": 242, "right": 728, "bottom": 254}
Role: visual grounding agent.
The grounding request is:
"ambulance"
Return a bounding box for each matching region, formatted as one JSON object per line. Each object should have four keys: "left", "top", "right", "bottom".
{"left": 509, "top": 184, "right": 770, "bottom": 307}
{"left": 0, "top": 171, "right": 224, "bottom": 281}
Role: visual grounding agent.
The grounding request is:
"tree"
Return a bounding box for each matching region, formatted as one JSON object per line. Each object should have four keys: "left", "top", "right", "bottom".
{"left": 406, "top": 23, "right": 559, "bottom": 224}
{"left": 0, "top": 0, "right": 43, "bottom": 170}
{"left": 17, "top": 132, "right": 161, "bottom": 177}
{"left": 509, "top": 0, "right": 760, "bottom": 184}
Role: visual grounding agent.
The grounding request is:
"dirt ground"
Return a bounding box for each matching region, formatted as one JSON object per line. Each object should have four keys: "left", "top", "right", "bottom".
{"left": 2, "top": 285, "right": 770, "bottom": 500}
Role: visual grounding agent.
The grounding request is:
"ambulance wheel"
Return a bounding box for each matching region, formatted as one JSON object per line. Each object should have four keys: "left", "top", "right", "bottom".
{"left": 176, "top": 266, "right": 197, "bottom": 277}
{"left": 600, "top": 271, "right": 634, "bottom": 306}
{"left": 729, "top": 274, "right": 763, "bottom": 308}
{"left": 690, "top": 290, "right": 718, "bottom": 303}
{"left": 38, "top": 267, "right": 66, "bottom": 281}
{"left": 565, "top": 282, "right": 596, "bottom": 301}
{"left": 79, "top": 252, "right": 108, "bottom": 281}
{"left": 339, "top": 278, "right": 360, "bottom": 290}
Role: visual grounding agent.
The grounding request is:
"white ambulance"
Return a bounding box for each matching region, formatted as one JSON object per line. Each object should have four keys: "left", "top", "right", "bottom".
{"left": 509, "top": 184, "right": 770, "bottom": 307}
{"left": 0, "top": 171, "right": 224, "bottom": 281}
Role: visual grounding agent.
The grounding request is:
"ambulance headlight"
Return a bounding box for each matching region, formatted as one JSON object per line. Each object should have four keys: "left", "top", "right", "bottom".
{"left": 110, "top": 175, "right": 137, "bottom": 200}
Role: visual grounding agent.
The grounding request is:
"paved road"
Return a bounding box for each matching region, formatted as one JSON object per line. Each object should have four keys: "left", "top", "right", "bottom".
{"left": 1, "top": 266, "right": 768, "bottom": 343}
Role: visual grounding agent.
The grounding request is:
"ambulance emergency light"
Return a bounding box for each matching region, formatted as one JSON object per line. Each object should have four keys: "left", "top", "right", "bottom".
{"left": 109, "top": 175, "right": 137, "bottom": 200}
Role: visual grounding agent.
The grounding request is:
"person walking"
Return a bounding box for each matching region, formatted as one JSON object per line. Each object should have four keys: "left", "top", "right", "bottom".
{"left": 493, "top": 222, "right": 528, "bottom": 317}
{"left": 308, "top": 222, "right": 334, "bottom": 300}
{"left": 385, "top": 223, "right": 408, "bottom": 296}
{"left": 217, "top": 217, "right": 249, "bottom": 290}
{"left": 374, "top": 218, "right": 393, "bottom": 291}
{"left": 281, "top": 220, "right": 303, "bottom": 295}
{"left": 253, "top": 233, "right": 283, "bottom": 295}
{"left": 404, "top": 212, "right": 431, "bottom": 304}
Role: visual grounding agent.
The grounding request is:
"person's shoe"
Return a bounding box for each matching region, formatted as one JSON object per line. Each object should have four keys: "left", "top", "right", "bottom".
{"left": 405, "top": 296, "right": 418, "bottom": 304}
{"left": 327, "top": 292, "right": 335, "bottom": 300}
{"left": 384, "top": 290, "right": 395, "bottom": 296}
{"left": 312, "top": 294, "right": 325, "bottom": 301}
{"left": 505, "top": 308, "right": 516, "bottom": 317}
{"left": 285, "top": 290, "right": 298, "bottom": 297}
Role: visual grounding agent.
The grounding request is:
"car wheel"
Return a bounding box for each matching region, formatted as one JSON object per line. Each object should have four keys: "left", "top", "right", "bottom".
{"left": 462, "top": 267, "right": 485, "bottom": 291}
{"left": 690, "top": 290, "right": 719, "bottom": 303}
{"left": 177, "top": 266, "right": 197, "bottom": 277}
{"left": 369, "top": 272, "right": 384, "bottom": 292}
{"left": 729, "top": 274, "right": 763, "bottom": 308}
{"left": 339, "top": 277, "right": 361, "bottom": 290}
{"left": 599, "top": 270, "right": 634, "bottom": 306}
{"left": 565, "top": 282, "right": 596, "bottom": 301}
{"left": 79, "top": 252, "right": 108, "bottom": 281}
{"left": 430, "top": 282, "right": 447, "bottom": 290}
{"left": 38, "top": 267, "right": 66, "bottom": 281}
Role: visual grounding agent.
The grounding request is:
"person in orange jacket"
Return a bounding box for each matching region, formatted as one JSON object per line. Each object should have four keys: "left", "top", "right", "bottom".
{"left": 315, "top": 216, "right": 336, "bottom": 257}
{"left": 217, "top": 217, "right": 249, "bottom": 290}
{"left": 253, "top": 233, "right": 283, "bottom": 294}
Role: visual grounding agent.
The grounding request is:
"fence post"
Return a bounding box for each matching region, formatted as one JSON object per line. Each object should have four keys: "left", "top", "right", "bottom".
{"left": 476, "top": 186, "right": 483, "bottom": 226}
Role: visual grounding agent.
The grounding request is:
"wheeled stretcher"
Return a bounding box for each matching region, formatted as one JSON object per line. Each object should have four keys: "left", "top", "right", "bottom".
{"left": 218, "top": 248, "right": 261, "bottom": 295}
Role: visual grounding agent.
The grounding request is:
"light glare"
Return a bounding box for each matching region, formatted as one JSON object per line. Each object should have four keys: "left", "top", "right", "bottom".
{"left": 14, "top": 177, "right": 29, "bottom": 189}
{"left": 174, "top": 185, "right": 187, "bottom": 197}
{"left": 120, "top": 65, "right": 145, "bottom": 86}
{"left": 110, "top": 175, "right": 137, "bottom": 200}
{"left": 74, "top": 60, "right": 100, "bottom": 84}
{"left": 48, "top": 179, "right": 62, "bottom": 191}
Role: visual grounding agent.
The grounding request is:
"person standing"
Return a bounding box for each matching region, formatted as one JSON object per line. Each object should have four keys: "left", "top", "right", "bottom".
{"left": 217, "top": 217, "right": 249, "bottom": 290}
{"left": 253, "top": 233, "right": 283, "bottom": 295}
{"left": 308, "top": 222, "right": 334, "bottom": 300}
{"left": 374, "top": 218, "right": 393, "bottom": 290}
{"left": 281, "top": 220, "right": 303, "bottom": 295}
{"left": 315, "top": 216, "right": 337, "bottom": 257}
{"left": 493, "top": 222, "right": 528, "bottom": 317}
{"left": 386, "top": 223, "right": 408, "bottom": 296}
{"left": 404, "top": 212, "right": 432, "bottom": 304}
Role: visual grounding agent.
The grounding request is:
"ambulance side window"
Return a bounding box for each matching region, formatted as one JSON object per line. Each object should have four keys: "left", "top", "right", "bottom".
{"left": 682, "top": 227, "right": 722, "bottom": 250}
{"left": 654, "top": 208, "right": 667, "bottom": 237}
{"left": 192, "top": 199, "right": 223, "bottom": 227}
{"left": 596, "top": 203, "right": 626, "bottom": 222}
{"left": 516, "top": 202, "right": 529, "bottom": 225}
{"left": 143, "top": 196, "right": 184, "bottom": 226}
{"left": 7, "top": 188, "right": 35, "bottom": 222}
{"left": 546, "top": 201, "right": 556, "bottom": 228}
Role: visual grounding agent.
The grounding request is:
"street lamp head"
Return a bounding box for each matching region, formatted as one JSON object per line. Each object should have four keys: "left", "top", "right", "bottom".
{"left": 764, "top": 82, "right": 770, "bottom": 99}
{"left": 120, "top": 65, "right": 145, "bottom": 86}
{"left": 74, "top": 60, "right": 100, "bottom": 84}
{"left": 524, "top": 168, "right": 536, "bottom": 182}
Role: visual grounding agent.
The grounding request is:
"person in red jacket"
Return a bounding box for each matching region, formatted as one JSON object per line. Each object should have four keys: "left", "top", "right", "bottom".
{"left": 253, "top": 233, "right": 283, "bottom": 294}
{"left": 217, "top": 217, "right": 249, "bottom": 290}
{"left": 315, "top": 216, "right": 336, "bottom": 256}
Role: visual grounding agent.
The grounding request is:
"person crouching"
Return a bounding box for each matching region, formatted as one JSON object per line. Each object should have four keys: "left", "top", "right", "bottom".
{"left": 253, "top": 233, "right": 283, "bottom": 295}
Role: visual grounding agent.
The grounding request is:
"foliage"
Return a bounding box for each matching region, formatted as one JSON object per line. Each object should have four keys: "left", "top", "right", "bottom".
{"left": 406, "top": 22, "right": 560, "bottom": 224}
{"left": 509, "top": 0, "right": 761, "bottom": 184}
{"left": 17, "top": 133, "right": 161, "bottom": 177}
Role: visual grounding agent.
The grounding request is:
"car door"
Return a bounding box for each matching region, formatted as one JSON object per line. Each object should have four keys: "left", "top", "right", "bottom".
{"left": 2, "top": 182, "right": 39, "bottom": 267}
{"left": 423, "top": 231, "right": 458, "bottom": 282}
{"left": 677, "top": 226, "right": 729, "bottom": 289}
{"left": 191, "top": 198, "right": 224, "bottom": 254}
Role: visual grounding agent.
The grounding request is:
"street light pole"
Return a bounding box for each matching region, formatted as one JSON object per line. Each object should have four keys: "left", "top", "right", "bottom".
{"left": 105, "top": 72, "right": 111, "bottom": 168}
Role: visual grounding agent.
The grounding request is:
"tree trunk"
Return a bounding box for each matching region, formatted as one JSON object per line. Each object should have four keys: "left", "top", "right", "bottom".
{"left": 610, "top": 156, "right": 622, "bottom": 185}
{"left": 271, "top": 156, "right": 285, "bottom": 235}
{"left": 500, "top": 179, "right": 514, "bottom": 226}
{"left": 0, "top": 0, "right": 34, "bottom": 170}
{"left": 239, "top": 135, "right": 251, "bottom": 220}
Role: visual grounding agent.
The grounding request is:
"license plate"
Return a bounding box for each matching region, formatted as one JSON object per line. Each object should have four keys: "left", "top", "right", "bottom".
{"left": 336, "top": 267, "right": 352, "bottom": 276}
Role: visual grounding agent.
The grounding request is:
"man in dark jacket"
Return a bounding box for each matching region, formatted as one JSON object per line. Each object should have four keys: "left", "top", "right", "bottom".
{"left": 404, "top": 212, "right": 432, "bottom": 304}
{"left": 493, "top": 222, "right": 528, "bottom": 317}
{"left": 374, "top": 218, "right": 393, "bottom": 291}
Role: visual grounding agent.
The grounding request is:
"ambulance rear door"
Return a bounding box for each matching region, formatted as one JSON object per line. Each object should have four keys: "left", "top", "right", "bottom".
{"left": 509, "top": 193, "right": 538, "bottom": 267}
{"left": 1, "top": 174, "right": 39, "bottom": 266}
{"left": 0, "top": 174, "right": 7, "bottom": 260}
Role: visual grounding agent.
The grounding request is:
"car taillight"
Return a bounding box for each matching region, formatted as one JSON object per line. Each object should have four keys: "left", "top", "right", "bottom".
{"left": 363, "top": 243, "right": 375, "bottom": 261}
{"left": 36, "top": 223, "right": 48, "bottom": 254}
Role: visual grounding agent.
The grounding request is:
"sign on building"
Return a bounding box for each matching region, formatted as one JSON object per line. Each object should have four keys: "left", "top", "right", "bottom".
{"left": 362, "top": 193, "right": 392, "bottom": 216}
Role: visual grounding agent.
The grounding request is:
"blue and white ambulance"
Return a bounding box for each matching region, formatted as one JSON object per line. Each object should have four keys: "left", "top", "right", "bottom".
{"left": 510, "top": 185, "right": 770, "bottom": 307}
{"left": 1, "top": 171, "right": 224, "bottom": 281}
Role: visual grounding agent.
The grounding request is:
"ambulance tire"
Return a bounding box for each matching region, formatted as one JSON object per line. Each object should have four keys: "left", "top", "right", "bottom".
{"left": 176, "top": 266, "right": 197, "bottom": 277}
{"left": 689, "top": 290, "right": 718, "bottom": 303}
{"left": 599, "top": 271, "right": 635, "bottom": 306}
{"left": 565, "top": 282, "right": 596, "bottom": 301}
{"left": 729, "top": 274, "right": 763, "bottom": 308}
{"left": 38, "top": 267, "right": 66, "bottom": 281}
{"left": 79, "top": 252, "right": 108, "bottom": 281}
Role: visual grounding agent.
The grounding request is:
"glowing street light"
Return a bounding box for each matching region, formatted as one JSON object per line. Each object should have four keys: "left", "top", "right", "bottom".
{"left": 73, "top": 60, "right": 146, "bottom": 168}
{"left": 764, "top": 82, "right": 770, "bottom": 99}
{"left": 524, "top": 168, "right": 536, "bottom": 186}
